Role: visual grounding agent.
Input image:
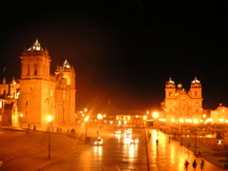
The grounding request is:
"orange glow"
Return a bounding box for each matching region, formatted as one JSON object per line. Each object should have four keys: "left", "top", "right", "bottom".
{"left": 97, "top": 113, "right": 103, "bottom": 120}
{"left": 84, "top": 116, "right": 89, "bottom": 122}
{"left": 218, "top": 118, "right": 224, "bottom": 122}
{"left": 143, "top": 115, "right": 147, "bottom": 120}
{"left": 179, "top": 118, "right": 184, "bottom": 123}
{"left": 152, "top": 112, "right": 159, "bottom": 118}
{"left": 193, "top": 119, "right": 198, "bottom": 124}
{"left": 47, "top": 115, "right": 53, "bottom": 122}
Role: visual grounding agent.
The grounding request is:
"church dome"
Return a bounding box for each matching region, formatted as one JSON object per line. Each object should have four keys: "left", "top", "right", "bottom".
{"left": 27, "top": 39, "right": 43, "bottom": 51}
{"left": 166, "top": 78, "right": 175, "bottom": 88}
{"left": 191, "top": 77, "right": 201, "bottom": 87}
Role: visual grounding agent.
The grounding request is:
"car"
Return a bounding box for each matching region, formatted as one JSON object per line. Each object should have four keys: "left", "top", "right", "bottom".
{"left": 130, "top": 137, "right": 139, "bottom": 144}
{"left": 115, "top": 130, "right": 121, "bottom": 134}
{"left": 124, "top": 133, "right": 132, "bottom": 138}
{"left": 124, "top": 128, "right": 132, "bottom": 134}
{"left": 94, "top": 137, "right": 103, "bottom": 145}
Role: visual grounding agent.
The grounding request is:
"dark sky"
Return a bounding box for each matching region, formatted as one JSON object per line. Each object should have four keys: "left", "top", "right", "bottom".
{"left": 0, "top": 1, "right": 228, "bottom": 111}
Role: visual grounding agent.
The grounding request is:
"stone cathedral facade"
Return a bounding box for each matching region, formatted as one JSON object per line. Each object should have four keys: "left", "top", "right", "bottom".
{"left": 0, "top": 40, "right": 76, "bottom": 128}
{"left": 162, "top": 77, "right": 203, "bottom": 124}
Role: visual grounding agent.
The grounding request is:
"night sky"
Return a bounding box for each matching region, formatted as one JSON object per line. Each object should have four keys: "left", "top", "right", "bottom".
{"left": 1, "top": 1, "right": 228, "bottom": 111}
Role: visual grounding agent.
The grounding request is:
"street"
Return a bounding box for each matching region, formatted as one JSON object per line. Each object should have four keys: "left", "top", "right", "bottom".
{"left": 43, "top": 128, "right": 224, "bottom": 171}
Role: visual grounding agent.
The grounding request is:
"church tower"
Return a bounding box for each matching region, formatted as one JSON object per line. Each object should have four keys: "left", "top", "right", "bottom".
{"left": 164, "top": 78, "right": 177, "bottom": 119}
{"left": 189, "top": 77, "right": 202, "bottom": 99}
{"left": 165, "top": 78, "right": 176, "bottom": 99}
{"left": 55, "top": 60, "right": 76, "bottom": 125}
{"left": 20, "top": 40, "right": 51, "bottom": 80}
{"left": 188, "top": 77, "right": 203, "bottom": 117}
{"left": 18, "top": 40, "right": 56, "bottom": 127}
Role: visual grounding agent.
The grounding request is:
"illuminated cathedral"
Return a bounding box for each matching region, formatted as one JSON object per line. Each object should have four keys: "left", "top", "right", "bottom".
{"left": 161, "top": 77, "right": 203, "bottom": 124}
{"left": 0, "top": 40, "right": 76, "bottom": 128}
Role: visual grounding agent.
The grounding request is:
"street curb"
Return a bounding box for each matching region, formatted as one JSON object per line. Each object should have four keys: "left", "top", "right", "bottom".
{"left": 36, "top": 144, "right": 92, "bottom": 171}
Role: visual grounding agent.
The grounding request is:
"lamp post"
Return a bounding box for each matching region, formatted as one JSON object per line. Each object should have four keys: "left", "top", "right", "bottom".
{"left": 47, "top": 116, "right": 53, "bottom": 159}
{"left": 193, "top": 119, "right": 198, "bottom": 154}
{"left": 84, "top": 116, "right": 89, "bottom": 144}
{"left": 180, "top": 119, "right": 184, "bottom": 145}
{"left": 19, "top": 113, "right": 24, "bottom": 127}
{"left": 152, "top": 112, "right": 159, "bottom": 129}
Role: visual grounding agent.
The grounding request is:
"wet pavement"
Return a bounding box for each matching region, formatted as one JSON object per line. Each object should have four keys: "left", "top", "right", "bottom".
{"left": 0, "top": 124, "right": 228, "bottom": 170}
{"left": 39, "top": 128, "right": 227, "bottom": 171}
{"left": 147, "top": 129, "right": 225, "bottom": 171}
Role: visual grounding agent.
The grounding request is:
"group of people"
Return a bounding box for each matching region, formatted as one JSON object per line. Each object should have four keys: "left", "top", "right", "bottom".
{"left": 185, "top": 159, "right": 204, "bottom": 170}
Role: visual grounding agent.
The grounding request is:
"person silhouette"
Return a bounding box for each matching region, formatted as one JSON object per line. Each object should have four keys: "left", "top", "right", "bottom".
{"left": 192, "top": 160, "right": 197, "bottom": 170}
{"left": 200, "top": 160, "right": 204, "bottom": 170}
{"left": 184, "top": 160, "right": 189, "bottom": 170}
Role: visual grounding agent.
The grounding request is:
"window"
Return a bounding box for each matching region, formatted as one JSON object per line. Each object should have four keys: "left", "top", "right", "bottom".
{"left": 34, "top": 64, "right": 38, "bottom": 75}
{"left": 27, "top": 65, "right": 30, "bottom": 75}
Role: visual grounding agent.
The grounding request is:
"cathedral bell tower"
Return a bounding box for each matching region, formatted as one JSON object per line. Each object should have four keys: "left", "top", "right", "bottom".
{"left": 188, "top": 77, "right": 203, "bottom": 118}
{"left": 18, "top": 40, "right": 54, "bottom": 128}
{"left": 55, "top": 60, "right": 75, "bottom": 88}
{"left": 189, "top": 77, "right": 202, "bottom": 99}
{"left": 20, "top": 39, "right": 51, "bottom": 80}
{"left": 54, "top": 60, "right": 76, "bottom": 125}
{"left": 165, "top": 78, "right": 176, "bottom": 99}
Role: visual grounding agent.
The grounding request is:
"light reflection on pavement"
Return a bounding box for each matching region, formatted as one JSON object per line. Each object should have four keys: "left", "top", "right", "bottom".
{"left": 42, "top": 127, "right": 226, "bottom": 171}
{"left": 147, "top": 129, "right": 225, "bottom": 171}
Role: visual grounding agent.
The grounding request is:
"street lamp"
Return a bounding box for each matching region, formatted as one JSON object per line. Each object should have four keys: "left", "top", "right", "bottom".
{"left": 84, "top": 116, "right": 89, "bottom": 144}
{"left": 97, "top": 113, "right": 103, "bottom": 120}
{"left": 47, "top": 115, "right": 53, "bottom": 159}
{"left": 152, "top": 112, "right": 159, "bottom": 128}
{"left": 193, "top": 119, "right": 198, "bottom": 154}
{"left": 19, "top": 113, "right": 23, "bottom": 127}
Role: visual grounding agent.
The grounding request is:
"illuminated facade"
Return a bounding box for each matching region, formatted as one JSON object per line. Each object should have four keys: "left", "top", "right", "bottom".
{"left": 115, "top": 110, "right": 146, "bottom": 127}
{"left": 0, "top": 40, "right": 76, "bottom": 128}
{"left": 211, "top": 103, "right": 228, "bottom": 123}
{"left": 162, "top": 77, "right": 203, "bottom": 124}
{"left": 0, "top": 77, "right": 20, "bottom": 126}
